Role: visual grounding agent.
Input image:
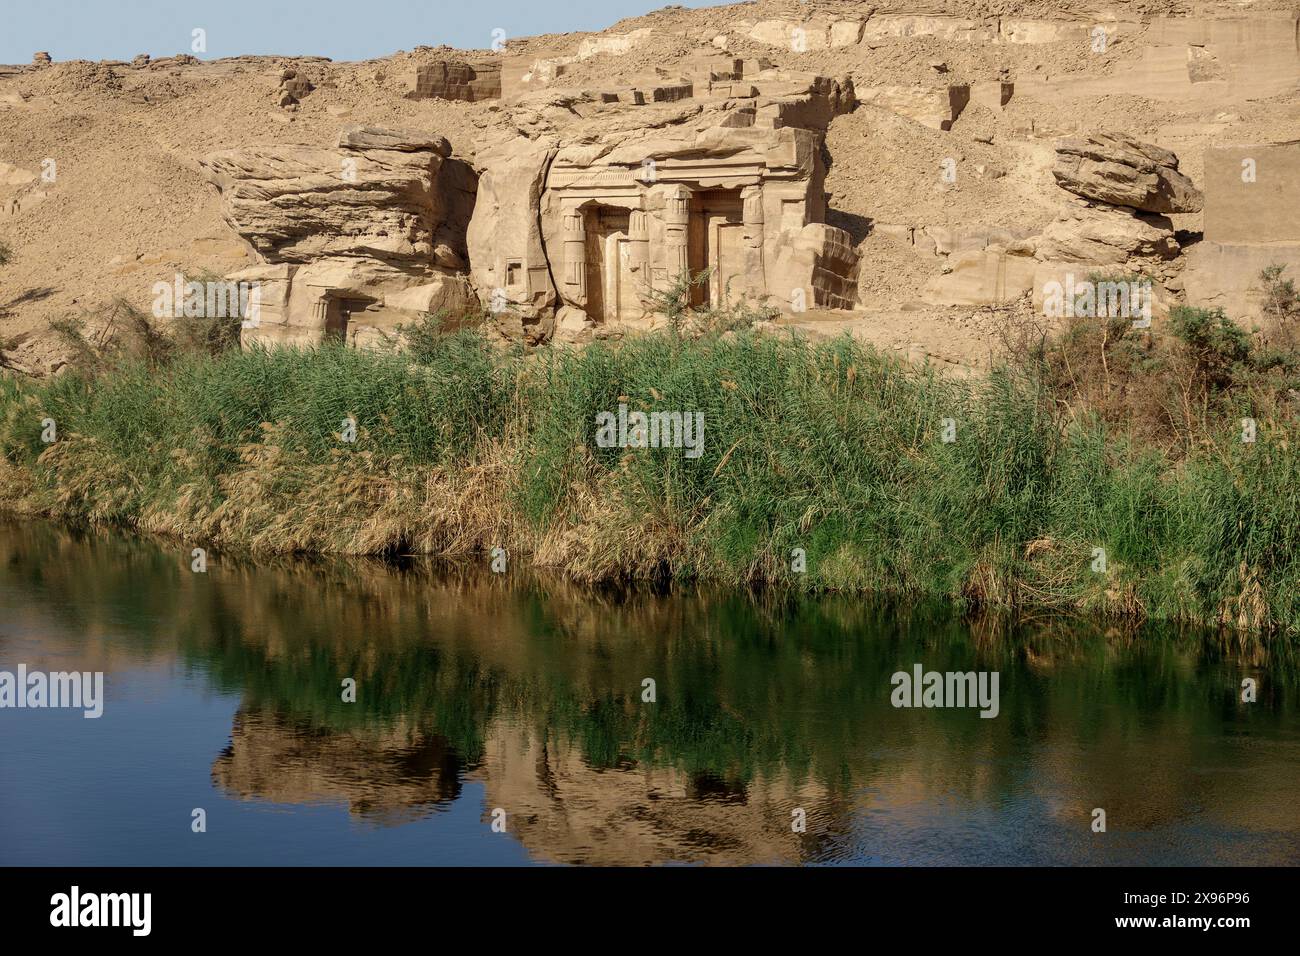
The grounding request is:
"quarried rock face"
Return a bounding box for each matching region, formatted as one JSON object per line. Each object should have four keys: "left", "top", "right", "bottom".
{"left": 202, "top": 126, "right": 477, "bottom": 348}
{"left": 855, "top": 84, "right": 969, "bottom": 131}
{"left": 465, "top": 135, "right": 559, "bottom": 341}
{"left": 1052, "top": 133, "right": 1203, "bottom": 214}
{"left": 1013, "top": 14, "right": 1300, "bottom": 108}
{"left": 406, "top": 59, "right": 501, "bottom": 102}
{"left": 519, "top": 29, "right": 655, "bottom": 91}
{"left": 924, "top": 248, "right": 1038, "bottom": 307}
{"left": 1184, "top": 142, "right": 1300, "bottom": 323}
{"left": 202, "top": 69, "right": 861, "bottom": 351}
{"left": 467, "top": 70, "right": 861, "bottom": 337}
{"left": 772, "top": 223, "right": 861, "bottom": 311}
{"left": 1201, "top": 142, "right": 1300, "bottom": 245}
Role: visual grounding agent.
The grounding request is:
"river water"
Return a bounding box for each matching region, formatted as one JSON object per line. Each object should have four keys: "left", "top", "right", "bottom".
{"left": 1, "top": 519, "right": 1297, "bottom": 866}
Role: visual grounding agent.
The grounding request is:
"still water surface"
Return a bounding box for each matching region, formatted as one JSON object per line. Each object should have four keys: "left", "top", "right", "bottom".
{"left": 1, "top": 519, "right": 1298, "bottom": 866}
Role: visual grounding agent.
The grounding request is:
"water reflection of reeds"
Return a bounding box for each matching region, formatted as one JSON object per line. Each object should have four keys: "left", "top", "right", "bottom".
{"left": 2, "top": 518, "right": 1298, "bottom": 865}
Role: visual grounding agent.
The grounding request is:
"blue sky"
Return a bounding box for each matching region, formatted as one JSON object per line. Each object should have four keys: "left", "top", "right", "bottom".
{"left": 1, "top": 0, "right": 730, "bottom": 64}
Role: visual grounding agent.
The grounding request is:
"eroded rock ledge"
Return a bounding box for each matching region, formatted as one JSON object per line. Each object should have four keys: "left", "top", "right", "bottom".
{"left": 201, "top": 127, "right": 478, "bottom": 348}
{"left": 202, "top": 69, "right": 864, "bottom": 348}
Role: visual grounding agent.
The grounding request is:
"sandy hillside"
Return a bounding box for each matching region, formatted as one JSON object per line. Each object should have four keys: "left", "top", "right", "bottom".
{"left": 2, "top": 0, "right": 1299, "bottom": 371}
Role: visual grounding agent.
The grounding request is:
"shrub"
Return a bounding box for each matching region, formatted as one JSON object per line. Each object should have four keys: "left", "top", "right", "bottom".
{"left": 1168, "top": 305, "right": 1251, "bottom": 384}
{"left": 1258, "top": 264, "right": 1299, "bottom": 352}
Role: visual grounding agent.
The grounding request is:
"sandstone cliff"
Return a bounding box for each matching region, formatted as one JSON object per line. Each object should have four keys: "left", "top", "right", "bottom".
{"left": 2, "top": 0, "right": 1299, "bottom": 371}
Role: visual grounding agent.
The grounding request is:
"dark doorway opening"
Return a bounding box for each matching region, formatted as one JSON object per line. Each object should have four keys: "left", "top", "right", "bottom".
{"left": 582, "top": 204, "right": 632, "bottom": 322}
{"left": 687, "top": 188, "right": 744, "bottom": 309}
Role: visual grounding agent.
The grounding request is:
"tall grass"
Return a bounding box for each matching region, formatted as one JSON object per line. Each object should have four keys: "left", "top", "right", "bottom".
{"left": 3, "top": 321, "right": 1300, "bottom": 634}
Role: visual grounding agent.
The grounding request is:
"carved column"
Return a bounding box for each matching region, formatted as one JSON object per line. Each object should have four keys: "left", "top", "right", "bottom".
{"left": 663, "top": 185, "right": 691, "bottom": 284}
{"left": 742, "top": 184, "right": 765, "bottom": 296}
{"left": 562, "top": 208, "right": 587, "bottom": 303}
{"left": 311, "top": 297, "right": 330, "bottom": 333}
{"left": 627, "top": 209, "right": 650, "bottom": 284}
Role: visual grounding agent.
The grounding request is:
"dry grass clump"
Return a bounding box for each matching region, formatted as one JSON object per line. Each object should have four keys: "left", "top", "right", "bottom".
{"left": 6, "top": 292, "right": 1300, "bottom": 635}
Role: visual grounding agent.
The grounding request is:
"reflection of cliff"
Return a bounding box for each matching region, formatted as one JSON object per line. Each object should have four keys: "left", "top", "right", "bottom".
{"left": 5, "top": 519, "right": 1300, "bottom": 865}
{"left": 205, "top": 705, "right": 844, "bottom": 864}
{"left": 477, "top": 722, "right": 840, "bottom": 866}
{"left": 211, "top": 709, "right": 466, "bottom": 824}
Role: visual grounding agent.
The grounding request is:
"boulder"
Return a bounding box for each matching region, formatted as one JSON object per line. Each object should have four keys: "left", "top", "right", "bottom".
{"left": 203, "top": 126, "right": 478, "bottom": 349}
{"left": 1035, "top": 203, "right": 1179, "bottom": 265}
{"left": 279, "top": 68, "right": 314, "bottom": 103}
{"left": 855, "top": 85, "right": 969, "bottom": 131}
{"left": 201, "top": 126, "right": 472, "bottom": 266}
{"left": 338, "top": 126, "right": 450, "bottom": 155}
{"left": 1052, "top": 133, "right": 1203, "bottom": 213}
{"left": 554, "top": 305, "right": 596, "bottom": 344}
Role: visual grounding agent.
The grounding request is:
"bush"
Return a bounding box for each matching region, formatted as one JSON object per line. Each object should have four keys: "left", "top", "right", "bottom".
{"left": 1259, "top": 264, "right": 1299, "bottom": 351}
{"left": 1167, "top": 305, "right": 1251, "bottom": 386}
{"left": 642, "top": 269, "right": 709, "bottom": 332}
{"left": 49, "top": 290, "right": 247, "bottom": 375}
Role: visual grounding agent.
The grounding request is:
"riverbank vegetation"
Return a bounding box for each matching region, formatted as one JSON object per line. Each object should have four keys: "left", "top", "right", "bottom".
{"left": 4, "top": 274, "right": 1300, "bottom": 635}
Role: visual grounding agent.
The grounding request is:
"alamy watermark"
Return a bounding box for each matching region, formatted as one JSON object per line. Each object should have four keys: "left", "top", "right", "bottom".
{"left": 152, "top": 273, "right": 262, "bottom": 328}
{"left": 891, "top": 664, "right": 1000, "bottom": 718}
{"left": 50, "top": 886, "right": 150, "bottom": 936}
{"left": 594, "top": 403, "right": 704, "bottom": 458}
{"left": 0, "top": 665, "right": 104, "bottom": 718}
{"left": 1042, "top": 273, "right": 1152, "bottom": 328}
